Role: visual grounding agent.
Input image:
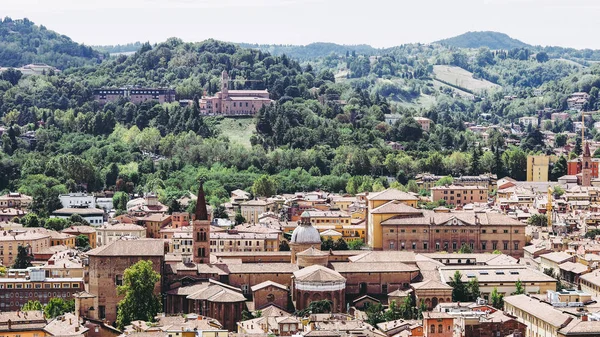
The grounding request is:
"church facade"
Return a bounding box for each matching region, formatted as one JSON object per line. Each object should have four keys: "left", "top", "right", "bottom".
{"left": 199, "top": 71, "right": 272, "bottom": 115}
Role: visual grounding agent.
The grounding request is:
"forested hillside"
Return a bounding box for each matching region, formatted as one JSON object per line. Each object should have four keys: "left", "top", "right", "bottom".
{"left": 3, "top": 18, "right": 600, "bottom": 220}
{"left": 0, "top": 17, "right": 104, "bottom": 69}
{"left": 435, "top": 31, "right": 531, "bottom": 50}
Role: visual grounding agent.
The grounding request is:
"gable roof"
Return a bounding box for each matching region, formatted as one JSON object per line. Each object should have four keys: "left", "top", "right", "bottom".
{"left": 370, "top": 200, "right": 422, "bottom": 215}
{"left": 86, "top": 239, "right": 164, "bottom": 257}
{"left": 293, "top": 264, "right": 345, "bottom": 282}
{"left": 367, "top": 189, "right": 418, "bottom": 201}
{"left": 251, "top": 280, "right": 288, "bottom": 292}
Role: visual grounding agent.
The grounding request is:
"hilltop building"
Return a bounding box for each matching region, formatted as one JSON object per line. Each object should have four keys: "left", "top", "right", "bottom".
{"left": 199, "top": 71, "right": 272, "bottom": 115}
{"left": 93, "top": 87, "right": 176, "bottom": 104}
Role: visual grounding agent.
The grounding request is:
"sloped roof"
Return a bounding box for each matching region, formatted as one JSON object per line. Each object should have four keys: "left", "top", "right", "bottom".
{"left": 371, "top": 200, "right": 422, "bottom": 215}
{"left": 86, "top": 239, "right": 164, "bottom": 257}
{"left": 251, "top": 280, "right": 288, "bottom": 292}
{"left": 297, "top": 247, "right": 329, "bottom": 257}
{"left": 410, "top": 279, "right": 452, "bottom": 290}
{"left": 367, "top": 189, "right": 418, "bottom": 201}
{"left": 293, "top": 264, "right": 345, "bottom": 282}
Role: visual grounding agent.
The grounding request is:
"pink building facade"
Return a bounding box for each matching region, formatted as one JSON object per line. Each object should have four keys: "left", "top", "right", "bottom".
{"left": 199, "top": 71, "right": 272, "bottom": 115}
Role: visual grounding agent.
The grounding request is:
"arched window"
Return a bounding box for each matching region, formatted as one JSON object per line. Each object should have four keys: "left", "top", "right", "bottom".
{"left": 430, "top": 325, "right": 435, "bottom": 333}
{"left": 438, "top": 324, "right": 443, "bottom": 333}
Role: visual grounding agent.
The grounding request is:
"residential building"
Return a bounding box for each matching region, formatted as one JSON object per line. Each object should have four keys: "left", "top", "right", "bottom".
{"left": 0, "top": 192, "right": 32, "bottom": 209}
{"left": 518, "top": 116, "right": 539, "bottom": 128}
{"left": 0, "top": 311, "right": 47, "bottom": 337}
{"left": 0, "top": 230, "right": 51, "bottom": 266}
{"left": 366, "top": 188, "right": 419, "bottom": 250}
{"left": 539, "top": 251, "right": 576, "bottom": 273}
{"left": 552, "top": 112, "right": 570, "bottom": 121}
{"left": 527, "top": 155, "right": 552, "bottom": 182}
{"left": 0, "top": 63, "right": 59, "bottom": 76}
{"left": 0, "top": 208, "right": 27, "bottom": 222}
{"left": 209, "top": 230, "right": 280, "bottom": 253}
{"left": 423, "top": 312, "right": 453, "bottom": 337}
{"left": 431, "top": 185, "right": 488, "bottom": 206}
{"left": 414, "top": 117, "right": 432, "bottom": 132}
{"left": 504, "top": 294, "right": 574, "bottom": 337}
{"left": 0, "top": 268, "right": 84, "bottom": 311}
{"left": 384, "top": 114, "right": 402, "bottom": 126}
{"left": 59, "top": 193, "right": 96, "bottom": 209}
{"left": 579, "top": 272, "right": 600, "bottom": 297}
{"left": 95, "top": 222, "right": 146, "bottom": 246}
{"left": 240, "top": 199, "right": 276, "bottom": 224}
{"left": 567, "top": 92, "right": 590, "bottom": 111}
{"left": 51, "top": 208, "right": 105, "bottom": 225}
{"left": 137, "top": 213, "right": 171, "bottom": 238}
{"left": 416, "top": 174, "right": 496, "bottom": 193}
{"left": 199, "top": 71, "right": 272, "bottom": 115}
{"left": 62, "top": 226, "right": 98, "bottom": 249}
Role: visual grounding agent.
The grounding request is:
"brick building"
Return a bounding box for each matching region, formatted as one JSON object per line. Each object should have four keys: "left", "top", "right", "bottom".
{"left": 86, "top": 239, "right": 165, "bottom": 324}
{"left": 378, "top": 207, "right": 526, "bottom": 257}
{"left": 0, "top": 268, "right": 84, "bottom": 311}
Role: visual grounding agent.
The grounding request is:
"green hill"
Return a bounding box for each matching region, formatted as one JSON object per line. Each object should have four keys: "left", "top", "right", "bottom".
{"left": 436, "top": 31, "right": 531, "bottom": 50}
{"left": 237, "top": 42, "right": 379, "bottom": 60}
{"left": 0, "top": 17, "right": 104, "bottom": 69}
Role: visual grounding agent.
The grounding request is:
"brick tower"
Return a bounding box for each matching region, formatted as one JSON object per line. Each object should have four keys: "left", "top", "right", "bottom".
{"left": 193, "top": 181, "right": 211, "bottom": 264}
{"left": 582, "top": 141, "right": 592, "bottom": 187}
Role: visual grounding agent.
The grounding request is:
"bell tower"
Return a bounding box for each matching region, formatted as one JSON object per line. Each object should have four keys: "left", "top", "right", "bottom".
{"left": 221, "top": 70, "right": 229, "bottom": 99}
{"left": 193, "top": 181, "right": 211, "bottom": 264}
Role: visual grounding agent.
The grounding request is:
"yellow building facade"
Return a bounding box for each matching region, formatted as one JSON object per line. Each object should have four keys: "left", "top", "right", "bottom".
{"left": 526, "top": 155, "right": 555, "bottom": 182}
{"left": 366, "top": 189, "right": 419, "bottom": 250}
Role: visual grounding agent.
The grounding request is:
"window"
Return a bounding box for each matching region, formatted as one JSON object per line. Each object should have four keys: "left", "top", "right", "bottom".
{"left": 435, "top": 242, "right": 440, "bottom": 251}
{"left": 482, "top": 230, "right": 487, "bottom": 233}
{"left": 452, "top": 242, "right": 457, "bottom": 250}
{"left": 438, "top": 324, "right": 443, "bottom": 333}
{"left": 423, "top": 242, "right": 429, "bottom": 250}
{"left": 99, "top": 305, "right": 106, "bottom": 319}
{"left": 482, "top": 242, "right": 487, "bottom": 250}
{"left": 115, "top": 275, "right": 123, "bottom": 286}
{"left": 514, "top": 230, "right": 519, "bottom": 234}
{"left": 514, "top": 242, "right": 519, "bottom": 250}
{"left": 382, "top": 284, "right": 388, "bottom": 293}
{"left": 430, "top": 325, "right": 435, "bottom": 333}
{"left": 412, "top": 242, "right": 417, "bottom": 250}
{"left": 504, "top": 229, "right": 508, "bottom": 233}
{"left": 503, "top": 242, "right": 508, "bottom": 250}
{"left": 389, "top": 242, "right": 395, "bottom": 250}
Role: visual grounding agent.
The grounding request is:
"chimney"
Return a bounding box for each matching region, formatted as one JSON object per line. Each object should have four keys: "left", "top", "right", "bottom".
{"left": 7, "top": 319, "right": 11, "bottom": 330}
{"left": 69, "top": 318, "right": 72, "bottom": 325}
{"left": 582, "top": 314, "right": 588, "bottom": 321}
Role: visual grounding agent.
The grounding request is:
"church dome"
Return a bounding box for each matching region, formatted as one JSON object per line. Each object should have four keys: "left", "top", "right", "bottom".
{"left": 291, "top": 222, "right": 320, "bottom": 244}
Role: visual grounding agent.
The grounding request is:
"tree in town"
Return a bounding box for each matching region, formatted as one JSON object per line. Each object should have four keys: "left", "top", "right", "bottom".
{"left": 365, "top": 303, "right": 385, "bottom": 326}
{"left": 333, "top": 238, "right": 348, "bottom": 250}
{"left": 116, "top": 260, "right": 161, "bottom": 329}
{"left": 21, "top": 300, "right": 43, "bottom": 311}
{"left": 321, "top": 236, "right": 335, "bottom": 250}
{"left": 348, "top": 240, "right": 365, "bottom": 250}
{"left": 75, "top": 235, "right": 90, "bottom": 249}
{"left": 513, "top": 279, "right": 525, "bottom": 295}
{"left": 44, "top": 298, "right": 75, "bottom": 318}
{"left": 467, "top": 277, "right": 480, "bottom": 301}
{"left": 113, "top": 191, "right": 129, "bottom": 211}
{"left": 253, "top": 174, "right": 277, "bottom": 197}
{"left": 435, "top": 176, "right": 454, "bottom": 187}
{"left": 450, "top": 270, "right": 468, "bottom": 302}
{"left": 490, "top": 287, "right": 504, "bottom": 309}
{"left": 235, "top": 212, "right": 246, "bottom": 225}
{"left": 527, "top": 214, "right": 547, "bottom": 227}
{"left": 279, "top": 240, "right": 290, "bottom": 251}
{"left": 417, "top": 299, "right": 428, "bottom": 319}
{"left": 458, "top": 243, "right": 473, "bottom": 253}
{"left": 44, "top": 218, "right": 69, "bottom": 231}
{"left": 13, "top": 245, "right": 33, "bottom": 269}
{"left": 550, "top": 156, "right": 568, "bottom": 181}
{"left": 555, "top": 133, "right": 567, "bottom": 147}
{"left": 212, "top": 205, "right": 228, "bottom": 219}
{"left": 168, "top": 199, "right": 181, "bottom": 214}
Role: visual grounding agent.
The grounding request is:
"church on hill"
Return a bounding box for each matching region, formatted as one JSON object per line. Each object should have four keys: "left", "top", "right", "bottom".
{"left": 199, "top": 70, "right": 273, "bottom": 115}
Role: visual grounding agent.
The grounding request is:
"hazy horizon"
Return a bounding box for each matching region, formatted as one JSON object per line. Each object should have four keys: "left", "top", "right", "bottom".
{"left": 3, "top": 0, "right": 600, "bottom": 50}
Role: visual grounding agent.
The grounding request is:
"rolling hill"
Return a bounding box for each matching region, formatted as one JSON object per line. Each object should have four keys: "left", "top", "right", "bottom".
{"left": 237, "top": 42, "right": 380, "bottom": 60}
{"left": 435, "top": 31, "right": 531, "bottom": 50}
{"left": 0, "top": 17, "right": 105, "bottom": 69}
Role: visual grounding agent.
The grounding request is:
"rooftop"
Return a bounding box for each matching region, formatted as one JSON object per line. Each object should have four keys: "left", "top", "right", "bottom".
{"left": 86, "top": 238, "right": 164, "bottom": 257}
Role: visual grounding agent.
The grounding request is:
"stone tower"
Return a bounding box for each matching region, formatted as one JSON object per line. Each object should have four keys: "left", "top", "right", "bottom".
{"left": 221, "top": 70, "right": 229, "bottom": 99}
{"left": 193, "top": 181, "right": 211, "bottom": 264}
{"left": 583, "top": 141, "right": 592, "bottom": 187}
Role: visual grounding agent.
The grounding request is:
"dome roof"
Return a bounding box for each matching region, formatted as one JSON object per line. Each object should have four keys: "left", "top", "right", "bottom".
{"left": 291, "top": 223, "right": 321, "bottom": 244}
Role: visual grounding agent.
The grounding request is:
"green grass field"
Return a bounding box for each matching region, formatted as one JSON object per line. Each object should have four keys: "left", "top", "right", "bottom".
{"left": 433, "top": 65, "right": 500, "bottom": 94}
{"left": 215, "top": 117, "right": 256, "bottom": 148}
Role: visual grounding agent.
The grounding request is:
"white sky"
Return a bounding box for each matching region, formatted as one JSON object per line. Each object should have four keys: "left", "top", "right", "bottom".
{"left": 2, "top": 0, "right": 600, "bottom": 49}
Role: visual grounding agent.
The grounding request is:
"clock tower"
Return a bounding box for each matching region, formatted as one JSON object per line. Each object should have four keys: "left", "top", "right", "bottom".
{"left": 193, "top": 181, "right": 211, "bottom": 264}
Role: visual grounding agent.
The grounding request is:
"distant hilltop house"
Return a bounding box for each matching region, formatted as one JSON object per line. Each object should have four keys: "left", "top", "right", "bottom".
{"left": 0, "top": 63, "right": 59, "bottom": 76}
{"left": 567, "top": 92, "right": 590, "bottom": 111}
{"left": 518, "top": 116, "right": 539, "bottom": 128}
{"left": 93, "top": 87, "right": 176, "bottom": 104}
{"left": 199, "top": 70, "right": 273, "bottom": 115}
{"left": 384, "top": 114, "right": 432, "bottom": 131}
